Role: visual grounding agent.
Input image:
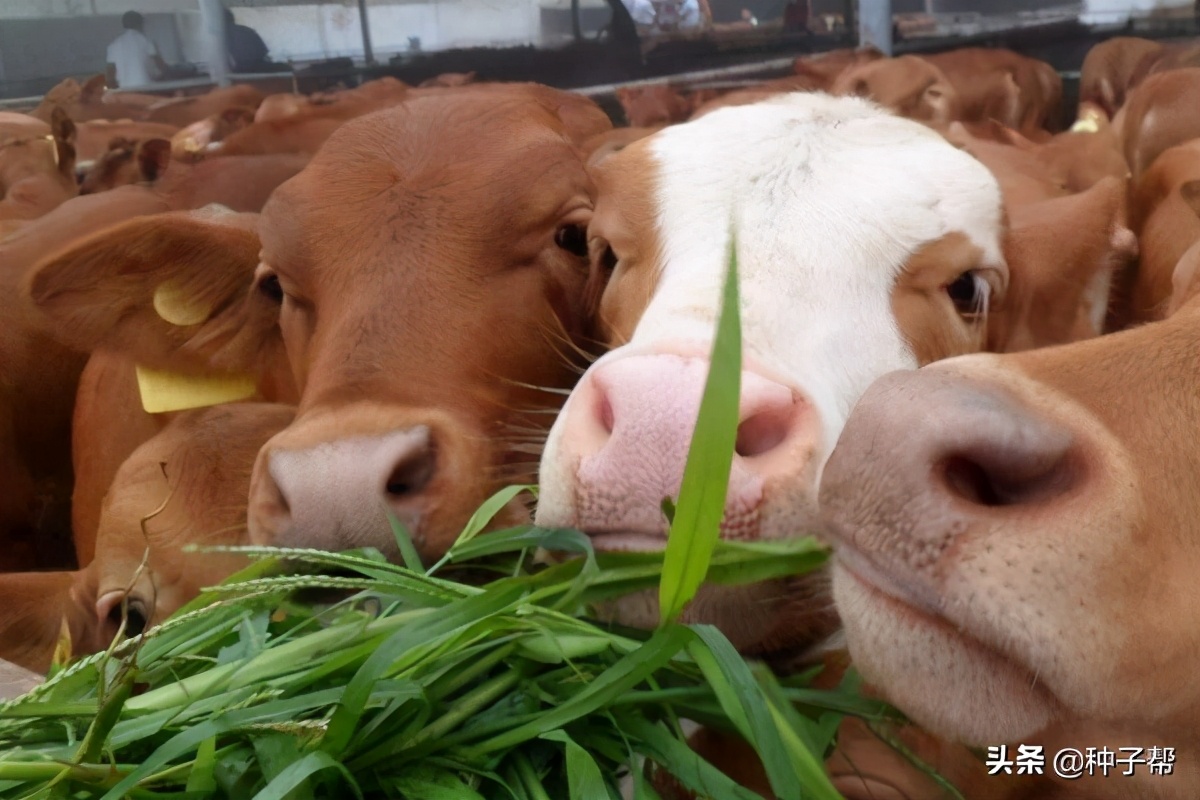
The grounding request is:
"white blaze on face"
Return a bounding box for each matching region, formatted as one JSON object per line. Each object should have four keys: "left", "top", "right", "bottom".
{"left": 537, "top": 92, "right": 1005, "bottom": 546}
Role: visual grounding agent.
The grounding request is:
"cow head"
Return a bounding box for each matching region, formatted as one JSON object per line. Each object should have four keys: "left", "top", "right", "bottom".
{"left": 0, "top": 403, "right": 292, "bottom": 673}
{"left": 832, "top": 55, "right": 962, "bottom": 126}
{"left": 78, "top": 137, "right": 171, "bottom": 194}
{"left": 537, "top": 93, "right": 1006, "bottom": 654}
{"left": 244, "top": 84, "right": 613, "bottom": 560}
{"left": 820, "top": 294, "right": 1200, "bottom": 797}
{"left": 27, "top": 84, "right": 615, "bottom": 567}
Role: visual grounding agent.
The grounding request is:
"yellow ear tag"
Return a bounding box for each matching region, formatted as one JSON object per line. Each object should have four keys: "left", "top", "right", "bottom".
{"left": 135, "top": 364, "right": 257, "bottom": 414}
{"left": 51, "top": 617, "right": 73, "bottom": 670}
{"left": 1070, "top": 115, "right": 1101, "bottom": 134}
{"left": 153, "top": 281, "right": 212, "bottom": 327}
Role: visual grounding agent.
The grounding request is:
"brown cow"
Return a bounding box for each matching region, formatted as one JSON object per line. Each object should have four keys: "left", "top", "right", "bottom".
{"left": 821, "top": 293, "right": 1200, "bottom": 800}
{"left": 75, "top": 145, "right": 307, "bottom": 205}
{"left": 938, "top": 121, "right": 1133, "bottom": 347}
{"left": 990, "top": 177, "right": 1136, "bottom": 351}
{"left": 1128, "top": 38, "right": 1200, "bottom": 87}
{"left": 941, "top": 115, "right": 1127, "bottom": 201}
{"left": 75, "top": 119, "right": 180, "bottom": 163}
{"left": 1126, "top": 138, "right": 1200, "bottom": 324}
{"left": 170, "top": 107, "right": 257, "bottom": 161}
{"left": 1119, "top": 67, "right": 1200, "bottom": 180}
{"left": 30, "top": 76, "right": 148, "bottom": 124}
{"left": 0, "top": 403, "right": 293, "bottom": 673}
{"left": 831, "top": 55, "right": 961, "bottom": 125}
{"left": 1079, "top": 36, "right": 1163, "bottom": 117}
{"left": 32, "top": 76, "right": 262, "bottom": 128}
{"left": 137, "top": 85, "right": 263, "bottom": 128}
{"left": 792, "top": 45, "right": 885, "bottom": 86}
{"left": 615, "top": 84, "right": 696, "bottom": 127}
{"left": 6, "top": 154, "right": 305, "bottom": 561}
{"left": 79, "top": 137, "right": 171, "bottom": 195}
{"left": 25, "top": 84, "right": 615, "bottom": 577}
{"left": 921, "top": 48, "right": 1063, "bottom": 134}
{"left": 216, "top": 79, "right": 413, "bottom": 157}
{"left": 0, "top": 108, "right": 77, "bottom": 221}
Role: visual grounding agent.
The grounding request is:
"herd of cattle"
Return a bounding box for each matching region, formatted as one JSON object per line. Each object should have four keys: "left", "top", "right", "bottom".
{"left": 2, "top": 33, "right": 1199, "bottom": 798}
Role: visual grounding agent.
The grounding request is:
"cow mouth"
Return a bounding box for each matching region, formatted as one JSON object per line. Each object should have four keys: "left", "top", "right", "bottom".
{"left": 833, "top": 545, "right": 945, "bottom": 621}
{"left": 834, "top": 546, "right": 1059, "bottom": 711}
{"left": 586, "top": 530, "right": 669, "bottom": 553}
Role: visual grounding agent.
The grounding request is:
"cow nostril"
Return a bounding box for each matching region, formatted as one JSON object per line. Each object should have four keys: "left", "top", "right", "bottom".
{"left": 941, "top": 456, "right": 1004, "bottom": 507}
{"left": 598, "top": 396, "right": 615, "bottom": 436}
{"left": 108, "top": 596, "right": 149, "bottom": 638}
{"left": 735, "top": 406, "right": 792, "bottom": 458}
{"left": 386, "top": 441, "right": 436, "bottom": 498}
{"left": 938, "top": 444, "right": 1075, "bottom": 509}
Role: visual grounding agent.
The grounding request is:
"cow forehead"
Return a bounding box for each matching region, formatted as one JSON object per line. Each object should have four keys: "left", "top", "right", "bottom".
{"left": 259, "top": 116, "right": 588, "bottom": 276}
{"left": 622, "top": 94, "right": 1003, "bottom": 335}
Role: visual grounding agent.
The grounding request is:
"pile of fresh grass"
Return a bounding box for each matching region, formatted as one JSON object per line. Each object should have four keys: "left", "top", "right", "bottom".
{"left": 0, "top": 236, "right": 925, "bottom": 798}
{"left": 0, "top": 524, "right": 891, "bottom": 799}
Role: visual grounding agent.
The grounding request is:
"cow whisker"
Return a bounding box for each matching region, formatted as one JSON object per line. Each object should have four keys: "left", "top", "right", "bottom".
{"left": 496, "top": 380, "right": 573, "bottom": 396}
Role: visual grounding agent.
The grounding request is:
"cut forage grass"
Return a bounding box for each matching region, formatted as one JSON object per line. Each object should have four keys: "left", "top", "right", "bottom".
{"left": 0, "top": 533, "right": 899, "bottom": 800}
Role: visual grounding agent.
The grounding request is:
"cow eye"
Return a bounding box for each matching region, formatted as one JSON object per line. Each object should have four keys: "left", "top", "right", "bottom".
{"left": 257, "top": 273, "right": 284, "bottom": 304}
{"left": 555, "top": 223, "right": 589, "bottom": 258}
{"left": 947, "top": 271, "right": 989, "bottom": 317}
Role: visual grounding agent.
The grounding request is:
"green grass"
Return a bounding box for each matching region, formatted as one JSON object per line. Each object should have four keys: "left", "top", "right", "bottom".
{"left": 0, "top": 534, "right": 887, "bottom": 799}
{"left": 658, "top": 230, "right": 743, "bottom": 628}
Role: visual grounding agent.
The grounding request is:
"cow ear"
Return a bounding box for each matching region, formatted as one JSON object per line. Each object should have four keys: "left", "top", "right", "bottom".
{"left": 49, "top": 106, "right": 75, "bottom": 145}
{"left": 549, "top": 93, "right": 614, "bottom": 147}
{"left": 23, "top": 207, "right": 281, "bottom": 381}
{"left": 995, "top": 176, "right": 1133, "bottom": 350}
{"left": 81, "top": 74, "right": 107, "bottom": 103}
{"left": 49, "top": 106, "right": 77, "bottom": 179}
{"left": 137, "top": 138, "right": 172, "bottom": 181}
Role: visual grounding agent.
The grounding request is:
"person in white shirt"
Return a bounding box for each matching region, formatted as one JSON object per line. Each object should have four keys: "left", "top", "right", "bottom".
{"left": 623, "top": 0, "right": 656, "bottom": 27}
{"left": 106, "top": 12, "right": 168, "bottom": 89}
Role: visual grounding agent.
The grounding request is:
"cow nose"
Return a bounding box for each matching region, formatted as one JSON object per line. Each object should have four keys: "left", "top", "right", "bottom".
{"left": 562, "top": 353, "right": 815, "bottom": 535}
{"left": 820, "top": 368, "right": 1077, "bottom": 570}
{"left": 248, "top": 425, "right": 435, "bottom": 557}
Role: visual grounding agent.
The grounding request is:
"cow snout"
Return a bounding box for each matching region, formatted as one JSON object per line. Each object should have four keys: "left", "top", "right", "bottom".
{"left": 247, "top": 424, "right": 437, "bottom": 559}
{"left": 541, "top": 353, "right": 818, "bottom": 543}
{"left": 821, "top": 367, "right": 1077, "bottom": 607}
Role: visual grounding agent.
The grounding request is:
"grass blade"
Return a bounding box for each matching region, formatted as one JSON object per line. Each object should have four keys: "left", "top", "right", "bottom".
{"left": 322, "top": 581, "right": 527, "bottom": 757}
{"left": 659, "top": 229, "right": 742, "bottom": 626}
{"left": 185, "top": 736, "right": 218, "bottom": 793}
{"left": 462, "top": 624, "right": 693, "bottom": 757}
{"left": 387, "top": 511, "right": 426, "bottom": 575}
{"left": 254, "top": 750, "right": 363, "bottom": 800}
{"left": 541, "top": 730, "right": 612, "bottom": 800}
